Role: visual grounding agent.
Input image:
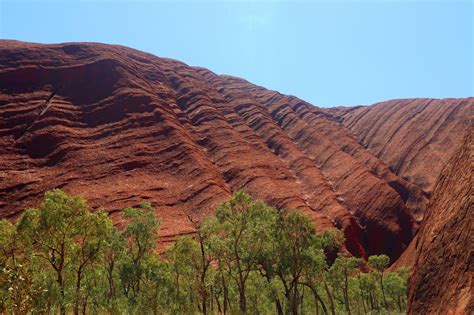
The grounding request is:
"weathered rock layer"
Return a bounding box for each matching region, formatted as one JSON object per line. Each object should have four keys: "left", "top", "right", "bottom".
{"left": 408, "top": 128, "right": 472, "bottom": 314}
{"left": 0, "top": 41, "right": 467, "bottom": 262}
{"left": 332, "top": 98, "right": 472, "bottom": 197}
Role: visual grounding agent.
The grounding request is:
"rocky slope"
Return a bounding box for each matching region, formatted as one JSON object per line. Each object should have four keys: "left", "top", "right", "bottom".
{"left": 408, "top": 128, "right": 472, "bottom": 314}
{"left": 0, "top": 41, "right": 466, "bottom": 262}
{"left": 331, "top": 98, "right": 472, "bottom": 200}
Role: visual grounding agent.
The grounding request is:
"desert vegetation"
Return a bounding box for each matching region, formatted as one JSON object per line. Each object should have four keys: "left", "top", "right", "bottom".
{"left": 0, "top": 189, "right": 408, "bottom": 314}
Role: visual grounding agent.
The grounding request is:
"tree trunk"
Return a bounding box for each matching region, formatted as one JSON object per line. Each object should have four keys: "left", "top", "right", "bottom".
{"left": 202, "top": 293, "right": 207, "bottom": 315}
{"left": 210, "top": 285, "right": 214, "bottom": 312}
{"left": 81, "top": 294, "right": 88, "bottom": 315}
{"left": 311, "top": 286, "right": 328, "bottom": 315}
{"left": 238, "top": 286, "right": 247, "bottom": 313}
{"left": 261, "top": 267, "right": 283, "bottom": 315}
{"left": 198, "top": 232, "right": 209, "bottom": 315}
{"left": 222, "top": 275, "right": 228, "bottom": 314}
{"left": 215, "top": 293, "right": 222, "bottom": 314}
{"left": 397, "top": 295, "right": 402, "bottom": 312}
{"left": 300, "top": 286, "right": 304, "bottom": 315}
{"left": 323, "top": 280, "right": 335, "bottom": 315}
{"left": 74, "top": 266, "right": 84, "bottom": 315}
{"left": 176, "top": 272, "right": 180, "bottom": 301}
{"left": 275, "top": 298, "right": 284, "bottom": 315}
{"left": 316, "top": 297, "right": 320, "bottom": 315}
{"left": 379, "top": 274, "right": 388, "bottom": 309}
{"left": 344, "top": 290, "right": 350, "bottom": 314}
{"left": 200, "top": 280, "right": 208, "bottom": 315}
{"left": 343, "top": 273, "right": 351, "bottom": 315}
{"left": 57, "top": 272, "right": 66, "bottom": 315}
{"left": 359, "top": 289, "right": 367, "bottom": 314}
{"left": 291, "top": 286, "right": 299, "bottom": 315}
{"left": 107, "top": 262, "right": 115, "bottom": 301}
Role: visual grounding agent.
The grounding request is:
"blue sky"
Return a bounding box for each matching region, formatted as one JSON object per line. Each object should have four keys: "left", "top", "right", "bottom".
{"left": 0, "top": 0, "right": 472, "bottom": 107}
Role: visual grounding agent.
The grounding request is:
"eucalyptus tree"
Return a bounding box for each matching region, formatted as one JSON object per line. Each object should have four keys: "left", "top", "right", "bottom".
{"left": 297, "top": 229, "right": 344, "bottom": 315}
{"left": 385, "top": 267, "right": 409, "bottom": 312}
{"left": 120, "top": 202, "right": 159, "bottom": 302}
{"left": 272, "top": 211, "right": 320, "bottom": 315}
{"left": 0, "top": 219, "right": 36, "bottom": 313}
{"left": 368, "top": 254, "right": 390, "bottom": 308}
{"left": 15, "top": 189, "right": 111, "bottom": 315}
{"left": 207, "top": 190, "right": 278, "bottom": 313}
{"left": 101, "top": 228, "right": 125, "bottom": 308}
{"left": 328, "top": 253, "right": 362, "bottom": 314}
{"left": 168, "top": 235, "right": 214, "bottom": 314}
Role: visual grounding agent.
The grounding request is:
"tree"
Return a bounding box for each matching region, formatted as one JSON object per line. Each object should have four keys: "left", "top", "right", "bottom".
{"left": 102, "top": 228, "right": 125, "bottom": 307}
{"left": 207, "top": 190, "right": 277, "bottom": 313}
{"left": 168, "top": 234, "right": 213, "bottom": 314}
{"left": 298, "top": 229, "right": 344, "bottom": 315}
{"left": 120, "top": 202, "right": 159, "bottom": 302}
{"left": 328, "top": 253, "right": 362, "bottom": 314}
{"left": 274, "top": 211, "right": 318, "bottom": 315}
{"left": 69, "top": 210, "right": 111, "bottom": 315}
{"left": 0, "top": 219, "right": 37, "bottom": 313}
{"left": 385, "top": 267, "right": 409, "bottom": 312}
{"left": 368, "top": 254, "right": 390, "bottom": 308}
{"left": 16, "top": 189, "right": 94, "bottom": 315}
{"left": 136, "top": 255, "right": 173, "bottom": 315}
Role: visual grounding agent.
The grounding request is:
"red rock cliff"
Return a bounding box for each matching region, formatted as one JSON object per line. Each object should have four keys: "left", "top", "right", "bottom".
{"left": 407, "top": 129, "right": 473, "bottom": 314}
{"left": 333, "top": 98, "right": 472, "bottom": 200}
{"left": 0, "top": 41, "right": 465, "bottom": 261}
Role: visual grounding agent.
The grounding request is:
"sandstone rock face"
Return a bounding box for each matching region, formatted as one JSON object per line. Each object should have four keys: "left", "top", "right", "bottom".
{"left": 408, "top": 129, "right": 472, "bottom": 314}
{"left": 333, "top": 98, "right": 473, "bottom": 199}
{"left": 0, "top": 41, "right": 464, "bottom": 262}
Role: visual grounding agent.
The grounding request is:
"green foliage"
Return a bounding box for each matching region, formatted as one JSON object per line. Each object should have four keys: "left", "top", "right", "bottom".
{"left": 368, "top": 254, "right": 390, "bottom": 273}
{"left": 368, "top": 254, "right": 391, "bottom": 309}
{"left": 0, "top": 189, "right": 409, "bottom": 314}
{"left": 120, "top": 203, "right": 159, "bottom": 304}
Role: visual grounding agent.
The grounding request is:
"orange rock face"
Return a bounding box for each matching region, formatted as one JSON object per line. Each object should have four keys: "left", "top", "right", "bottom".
{"left": 333, "top": 98, "right": 472, "bottom": 197}
{"left": 407, "top": 129, "right": 472, "bottom": 314}
{"left": 0, "top": 41, "right": 466, "bottom": 264}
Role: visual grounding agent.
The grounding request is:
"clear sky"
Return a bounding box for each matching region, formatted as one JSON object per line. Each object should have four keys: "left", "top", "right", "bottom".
{"left": 0, "top": 0, "right": 472, "bottom": 107}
